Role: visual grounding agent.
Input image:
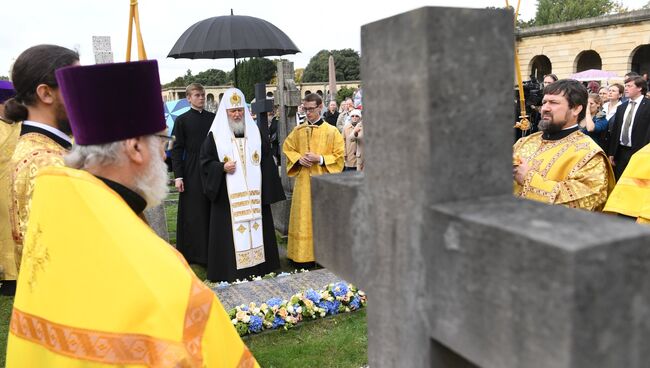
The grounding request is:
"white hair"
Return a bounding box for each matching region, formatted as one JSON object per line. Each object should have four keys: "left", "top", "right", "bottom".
{"left": 64, "top": 141, "right": 127, "bottom": 169}
{"left": 65, "top": 136, "right": 169, "bottom": 209}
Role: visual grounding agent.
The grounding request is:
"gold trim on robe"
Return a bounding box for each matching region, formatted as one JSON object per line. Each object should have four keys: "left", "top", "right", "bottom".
{"left": 9, "top": 131, "right": 68, "bottom": 273}
{"left": 513, "top": 130, "right": 615, "bottom": 211}
{"left": 0, "top": 122, "right": 21, "bottom": 280}
{"left": 7, "top": 166, "right": 259, "bottom": 367}
{"left": 283, "top": 122, "right": 344, "bottom": 263}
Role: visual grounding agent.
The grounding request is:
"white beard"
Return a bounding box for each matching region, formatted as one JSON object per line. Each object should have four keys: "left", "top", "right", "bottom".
{"left": 133, "top": 138, "right": 169, "bottom": 209}
{"left": 229, "top": 118, "right": 245, "bottom": 136}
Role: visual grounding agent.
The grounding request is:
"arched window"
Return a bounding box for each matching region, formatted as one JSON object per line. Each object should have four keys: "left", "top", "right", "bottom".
{"left": 575, "top": 50, "right": 602, "bottom": 72}
{"left": 529, "top": 55, "right": 552, "bottom": 82}
{"left": 631, "top": 45, "right": 650, "bottom": 76}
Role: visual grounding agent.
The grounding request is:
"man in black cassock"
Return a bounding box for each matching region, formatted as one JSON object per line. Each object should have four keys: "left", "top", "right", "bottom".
{"left": 171, "top": 83, "right": 215, "bottom": 265}
{"left": 200, "top": 88, "right": 285, "bottom": 282}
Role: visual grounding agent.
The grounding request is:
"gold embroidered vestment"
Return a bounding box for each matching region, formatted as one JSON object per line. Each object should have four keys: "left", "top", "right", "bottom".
{"left": 513, "top": 131, "right": 614, "bottom": 211}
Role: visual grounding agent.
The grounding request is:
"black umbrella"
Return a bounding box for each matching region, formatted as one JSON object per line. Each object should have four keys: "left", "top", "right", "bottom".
{"left": 167, "top": 11, "right": 300, "bottom": 86}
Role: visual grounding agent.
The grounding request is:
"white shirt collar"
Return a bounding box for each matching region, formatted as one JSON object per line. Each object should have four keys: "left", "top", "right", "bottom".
{"left": 630, "top": 95, "right": 644, "bottom": 105}
{"left": 563, "top": 124, "right": 579, "bottom": 130}
{"left": 22, "top": 120, "right": 72, "bottom": 144}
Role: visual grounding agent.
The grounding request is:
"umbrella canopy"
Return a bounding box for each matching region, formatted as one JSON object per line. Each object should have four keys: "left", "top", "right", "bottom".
{"left": 164, "top": 98, "right": 190, "bottom": 134}
{"left": 167, "top": 14, "right": 300, "bottom": 87}
{"left": 328, "top": 55, "right": 337, "bottom": 103}
{"left": 168, "top": 15, "right": 300, "bottom": 59}
{"left": 570, "top": 69, "right": 619, "bottom": 82}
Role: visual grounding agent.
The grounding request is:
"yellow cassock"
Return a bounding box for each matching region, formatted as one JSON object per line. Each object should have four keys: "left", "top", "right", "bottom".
{"left": 0, "top": 121, "right": 20, "bottom": 280}
{"left": 7, "top": 167, "right": 258, "bottom": 368}
{"left": 283, "top": 122, "right": 344, "bottom": 263}
{"left": 9, "top": 130, "right": 69, "bottom": 272}
{"left": 513, "top": 131, "right": 615, "bottom": 211}
{"left": 604, "top": 143, "right": 650, "bottom": 223}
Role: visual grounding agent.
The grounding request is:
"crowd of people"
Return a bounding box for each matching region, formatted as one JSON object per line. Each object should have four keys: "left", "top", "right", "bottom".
{"left": 513, "top": 74, "right": 650, "bottom": 223}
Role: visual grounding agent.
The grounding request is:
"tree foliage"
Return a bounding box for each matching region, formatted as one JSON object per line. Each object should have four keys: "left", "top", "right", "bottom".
{"left": 534, "top": 0, "right": 626, "bottom": 26}
{"left": 0, "top": 75, "right": 8, "bottom": 81}
{"left": 336, "top": 86, "right": 355, "bottom": 105}
{"left": 235, "top": 58, "right": 277, "bottom": 102}
{"left": 302, "top": 49, "right": 360, "bottom": 83}
{"left": 163, "top": 68, "right": 229, "bottom": 88}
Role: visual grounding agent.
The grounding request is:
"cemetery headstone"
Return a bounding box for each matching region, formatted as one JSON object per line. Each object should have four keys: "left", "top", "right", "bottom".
{"left": 312, "top": 6, "right": 650, "bottom": 368}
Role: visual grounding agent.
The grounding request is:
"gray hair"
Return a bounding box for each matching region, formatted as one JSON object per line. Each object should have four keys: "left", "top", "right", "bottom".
{"left": 64, "top": 140, "right": 127, "bottom": 169}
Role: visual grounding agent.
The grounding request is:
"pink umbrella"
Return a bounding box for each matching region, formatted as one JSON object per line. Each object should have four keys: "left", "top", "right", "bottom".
{"left": 569, "top": 69, "right": 619, "bottom": 81}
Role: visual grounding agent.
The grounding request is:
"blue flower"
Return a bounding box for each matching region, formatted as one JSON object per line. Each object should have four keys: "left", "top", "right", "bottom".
{"left": 305, "top": 289, "right": 321, "bottom": 304}
{"left": 332, "top": 282, "right": 349, "bottom": 297}
{"left": 271, "top": 316, "right": 285, "bottom": 329}
{"left": 331, "top": 300, "right": 341, "bottom": 315}
{"left": 241, "top": 306, "right": 249, "bottom": 312}
{"left": 318, "top": 300, "right": 341, "bottom": 315}
{"left": 350, "top": 296, "right": 361, "bottom": 310}
{"left": 248, "top": 316, "right": 263, "bottom": 333}
{"left": 266, "top": 297, "right": 283, "bottom": 308}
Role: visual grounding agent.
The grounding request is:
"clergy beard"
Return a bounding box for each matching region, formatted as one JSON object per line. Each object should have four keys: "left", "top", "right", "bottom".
{"left": 228, "top": 117, "right": 245, "bottom": 136}
{"left": 55, "top": 99, "right": 72, "bottom": 135}
{"left": 538, "top": 113, "right": 568, "bottom": 134}
{"left": 133, "top": 138, "right": 169, "bottom": 209}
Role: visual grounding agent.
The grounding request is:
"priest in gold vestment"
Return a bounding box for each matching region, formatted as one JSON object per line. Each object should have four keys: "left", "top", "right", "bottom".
{"left": 603, "top": 143, "right": 650, "bottom": 223}
{"left": 283, "top": 93, "right": 344, "bottom": 264}
{"left": 4, "top": 45, "right": 79, "bottom": 296}
{"left": 513, "top": 79, "right": 614, "bottom": 211}
{"left": 0, "top": 81, "right": 19, "bottom": 293}
{"left": 7, "top": 60, "right": 259, "bottom": 367}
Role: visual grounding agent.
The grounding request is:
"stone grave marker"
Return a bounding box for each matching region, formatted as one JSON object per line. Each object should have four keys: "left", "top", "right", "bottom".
{"left": 312, "top": 6, "right": 650, "bottom": 368}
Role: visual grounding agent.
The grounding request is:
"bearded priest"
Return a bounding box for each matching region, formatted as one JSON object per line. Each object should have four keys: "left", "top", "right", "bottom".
{"left": 6, "top": 61, "right": 258, "bottom": 368}
{"left": 200, "top": 88, "right": 284, "bottom": 282}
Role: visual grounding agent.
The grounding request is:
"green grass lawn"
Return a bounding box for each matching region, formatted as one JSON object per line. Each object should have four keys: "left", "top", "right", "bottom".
{"left": 0, "top": 296, "right": 368, "bottom": 368}
{"left": 246, "top": 309, "right": 367, "bottom": 368}
{"left": 0, "top": 295, "right": 13, "bottom": 367}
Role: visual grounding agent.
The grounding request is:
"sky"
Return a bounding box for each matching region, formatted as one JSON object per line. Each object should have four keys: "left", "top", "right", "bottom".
{"left": 0, "top": 0, "right": 647, "bottom": 84}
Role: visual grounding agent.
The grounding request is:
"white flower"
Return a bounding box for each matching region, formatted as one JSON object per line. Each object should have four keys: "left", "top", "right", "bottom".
{"left": 242, "top": 315, "right": 251, "bottom": 323}
{"left": 231, "top": 318, "right": 237, "bottom": 324}
{"left": 287, "top": 305, "right": 294, "bottom": 313}
{"left": 296, "top": 306, "right": 303, "bottom": 314}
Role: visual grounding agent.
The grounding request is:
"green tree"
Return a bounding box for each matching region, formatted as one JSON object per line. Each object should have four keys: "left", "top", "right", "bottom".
{"left": 193, "top": 68, "right": 228, "bottom": 86}
{"left": 234, "top": 58, "right": 277, "bottom": 101}
{"left": 534, "top": 0, "right": 626, "bottom": 26}
{"left": 302, "top": 49, "right": 360, "bottom": 83}
{"left": 336, "top": 86, "right": 355, "bottom": 105}
{"left": 0, "top": 76, "right": 8, "bottom": 81}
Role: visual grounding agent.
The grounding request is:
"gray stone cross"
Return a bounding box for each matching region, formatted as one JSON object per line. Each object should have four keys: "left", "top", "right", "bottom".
{"left": 312, "top": 7, "right": 650, "bottom": 368}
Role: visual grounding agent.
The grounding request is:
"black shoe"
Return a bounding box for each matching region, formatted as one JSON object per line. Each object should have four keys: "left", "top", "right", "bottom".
{"left": 0, "top": 280, "right": 16, "bottom": 296}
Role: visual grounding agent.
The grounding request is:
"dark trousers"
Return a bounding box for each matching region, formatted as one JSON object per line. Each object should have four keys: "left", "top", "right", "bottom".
{"left": 613, "top": 145, "right": 634, "bottom": 180}
{"left": 343, "top": 166, "right": 357, "bottom": 172}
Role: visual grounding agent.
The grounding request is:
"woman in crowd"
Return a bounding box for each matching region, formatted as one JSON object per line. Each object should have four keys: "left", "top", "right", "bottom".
{"left": 602, "top": 83, "right": 623, "bottom": 122}
{"left": 580, "top": 93, "right": 609, "bottom": 150}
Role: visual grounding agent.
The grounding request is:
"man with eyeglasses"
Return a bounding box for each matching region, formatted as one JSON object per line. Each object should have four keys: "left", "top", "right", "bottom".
{"left": 6, "top": 60, "right": 259, "bottom": 367}
{"left": 171, "top": 83, "right": 215, "bottom": 267}
{"left": 283, "top": 93, "right": 344, "bottom": 266}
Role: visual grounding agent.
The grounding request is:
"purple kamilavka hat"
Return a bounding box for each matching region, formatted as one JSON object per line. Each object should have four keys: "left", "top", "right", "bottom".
{"left": 0, "top": 80, "right": 16, "bottom": 104}
{"left": 55, "top": 60, "right": 166, "bottom": 145}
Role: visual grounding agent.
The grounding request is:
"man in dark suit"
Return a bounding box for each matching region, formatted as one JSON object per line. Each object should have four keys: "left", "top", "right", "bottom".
{"left": 608, "top": 75, "right": 650, "bottom": 180}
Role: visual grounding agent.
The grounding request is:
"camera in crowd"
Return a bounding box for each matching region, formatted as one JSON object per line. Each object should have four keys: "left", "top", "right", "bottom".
{"left": 515, "top": 76, "right": 544, "bottom": 108}
{"left": 514, "top": 76, "right": 544, "bottom": 139}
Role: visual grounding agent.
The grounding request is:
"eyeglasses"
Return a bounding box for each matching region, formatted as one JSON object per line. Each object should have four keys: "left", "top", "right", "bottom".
{"left": 154, "top": 134, "right": 176, "bottom": 151}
